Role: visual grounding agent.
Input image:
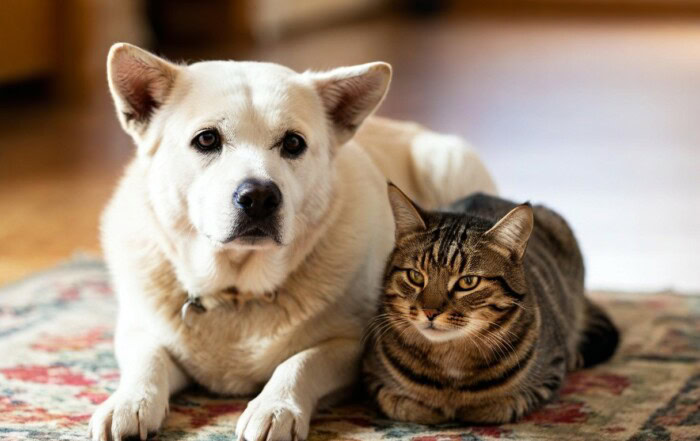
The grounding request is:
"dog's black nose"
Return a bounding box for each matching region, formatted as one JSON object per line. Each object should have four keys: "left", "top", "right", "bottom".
{"left": 233, "top": 179, "right": 282, "bottom": 219}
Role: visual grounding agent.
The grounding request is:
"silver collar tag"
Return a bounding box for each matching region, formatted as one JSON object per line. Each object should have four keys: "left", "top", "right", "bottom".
{"left": 180, "top": 296, "right": 206, "bottom": 327}
{"left": 263, "top": 290, "right": 277, "bottom": 303}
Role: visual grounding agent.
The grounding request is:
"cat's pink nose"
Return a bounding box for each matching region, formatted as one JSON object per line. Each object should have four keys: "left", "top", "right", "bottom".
{"left": 423, "top": 309, "right": 441, "bottom": 320}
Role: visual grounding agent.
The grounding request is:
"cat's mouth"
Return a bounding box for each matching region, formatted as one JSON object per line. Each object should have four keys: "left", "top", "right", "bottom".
{"left": 420, "top": 322, "right": 447, "bottom": 335}
{"left": 416, "top": 322, "right": 464, "bottom": 342}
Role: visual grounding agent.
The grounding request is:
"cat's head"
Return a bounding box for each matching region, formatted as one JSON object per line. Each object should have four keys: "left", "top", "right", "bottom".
{"left": 382, "top": 184, "right": 534, "bottom": 343}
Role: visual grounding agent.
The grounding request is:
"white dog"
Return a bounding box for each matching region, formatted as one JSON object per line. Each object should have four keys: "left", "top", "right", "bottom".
{"left": 89, "top": 43, "right": 496, "bottom": 441}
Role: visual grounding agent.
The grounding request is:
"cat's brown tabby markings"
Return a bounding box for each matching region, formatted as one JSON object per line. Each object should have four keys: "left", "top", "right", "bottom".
{"left": 362, "top": 184, "right": 618, "bottom": 424}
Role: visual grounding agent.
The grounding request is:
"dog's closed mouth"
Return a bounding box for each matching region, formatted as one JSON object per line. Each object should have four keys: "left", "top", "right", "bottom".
{"left": 244, "top": 228, "right": 267, "bottom": 237}
{"left": 236, "top": 225, "right": 274, "bottom": 240}
{"left": 223, "top": 221, "right": 282, "bottom": 246}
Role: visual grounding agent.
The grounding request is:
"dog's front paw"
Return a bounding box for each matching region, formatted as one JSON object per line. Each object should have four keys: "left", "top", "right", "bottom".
{"left": 235, "top": 393, "right": 310, "bottom": 441}
{"left": 88, "top": 389, "right": 168, "bottom": 441}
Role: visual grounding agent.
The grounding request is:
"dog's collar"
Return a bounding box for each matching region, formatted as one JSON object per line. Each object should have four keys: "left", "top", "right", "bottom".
{"left": 180, "top": 286, "right": 277, "bottom": 327}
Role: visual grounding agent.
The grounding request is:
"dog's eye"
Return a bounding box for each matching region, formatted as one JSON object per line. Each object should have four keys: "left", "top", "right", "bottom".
{"left": 192, "top": 129, "right": 221, "bottom": 152}
{"left": 281, "top": 132, "right": 307, "bottom": 158}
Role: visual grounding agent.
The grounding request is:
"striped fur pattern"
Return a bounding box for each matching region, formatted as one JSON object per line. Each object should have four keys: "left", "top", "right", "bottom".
{"left": 362, "top": 186, "right": 619, "bottom": 424}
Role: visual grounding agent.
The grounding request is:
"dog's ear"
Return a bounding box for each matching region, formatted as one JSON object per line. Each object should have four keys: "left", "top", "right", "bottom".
{"left": 310, "top": 62, "right": 392, "bottom": 145}
{"left": 107, "top": 43, "right": 180, "bottom": 138}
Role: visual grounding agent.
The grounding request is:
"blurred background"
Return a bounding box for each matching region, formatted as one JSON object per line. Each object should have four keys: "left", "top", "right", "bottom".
{"left": 0, "top": 0, "right": 698, "bottom": 293}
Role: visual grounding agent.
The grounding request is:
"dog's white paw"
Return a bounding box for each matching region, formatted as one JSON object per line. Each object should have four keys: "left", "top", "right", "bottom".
{"left": 88, "top": 389, "right": 168, "bottom": 441}
{"left": 235, "top": 393, "right": 310, "bottom": 441}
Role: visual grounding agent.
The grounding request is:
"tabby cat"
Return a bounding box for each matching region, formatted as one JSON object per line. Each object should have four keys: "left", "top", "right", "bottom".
{"left": 362, "top": 184, "right": 619, "bottom": 424}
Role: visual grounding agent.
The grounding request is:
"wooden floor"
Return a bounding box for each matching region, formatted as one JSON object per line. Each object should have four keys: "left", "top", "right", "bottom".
{"left": 1, "top": 12, "right": 698, "bottom": 292}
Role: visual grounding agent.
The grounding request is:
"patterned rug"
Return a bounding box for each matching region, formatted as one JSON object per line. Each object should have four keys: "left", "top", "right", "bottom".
{"left": 0, "top": 258, "right": 698, "bottom": 441}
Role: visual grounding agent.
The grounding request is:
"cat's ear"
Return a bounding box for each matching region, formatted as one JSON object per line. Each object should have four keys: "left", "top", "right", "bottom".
{"left": 484, "top": 204, "right": 534, "bottom": 261}
{"left": 107, "top": 43, "right": 180, "bottom": 137}
{"left": 309, "top": 62, "right": 392, "bottom": 145}
{"left": 388, "top": 183, "right": 426, "bottom": 237}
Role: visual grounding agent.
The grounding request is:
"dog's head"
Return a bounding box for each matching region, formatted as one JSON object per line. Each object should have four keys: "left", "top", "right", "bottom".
{"left": 107, "top": 43, "right": 391, "bottom": 250}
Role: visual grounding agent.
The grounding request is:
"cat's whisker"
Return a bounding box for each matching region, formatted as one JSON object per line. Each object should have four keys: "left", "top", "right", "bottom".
{"left": 478, "top": 330, "right": 512, "bottom": 363}
{"left": 466, "top": 316, "right": 520, "bottom": 340}
{"left": 459, "top": 319, "right": 517, "bottom": 364}
{"left": 512, "top": 301, "right": 531, "bottom": 313}
{"left": 465, "top": 329, "right": 491, "bottom": 363}
{"left": 364, "top": 317, "right": 394, "bottom": 343}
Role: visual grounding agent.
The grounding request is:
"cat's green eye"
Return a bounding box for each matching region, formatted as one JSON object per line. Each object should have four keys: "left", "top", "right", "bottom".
{"left": 456, "top": 275, "right": 480, "bottom": 291}
{"left": 406, "top": 270, "right": 425, "bottom": 287}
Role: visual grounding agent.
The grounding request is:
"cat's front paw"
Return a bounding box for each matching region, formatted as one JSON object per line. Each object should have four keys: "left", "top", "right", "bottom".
{"left": 235, "top": 392, "right": 310, "bottom": 441}
{"left": 88, "top": 388, "right": 169, "bottom": 441}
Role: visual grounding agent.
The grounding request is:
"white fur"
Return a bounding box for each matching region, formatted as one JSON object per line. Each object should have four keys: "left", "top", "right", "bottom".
{"left": 89, "top": 43, "right": 496, "bottom": 441}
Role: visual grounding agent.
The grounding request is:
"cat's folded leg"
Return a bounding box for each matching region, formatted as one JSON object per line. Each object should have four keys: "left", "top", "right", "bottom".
{"left": 457, "top": 385, "right": 557, "bottom": 424}
{"left": 376, "top": 386, "right": 448, "bottom": 425}
{"left": 457, "top": 397, "right": 525, "bottom": 424}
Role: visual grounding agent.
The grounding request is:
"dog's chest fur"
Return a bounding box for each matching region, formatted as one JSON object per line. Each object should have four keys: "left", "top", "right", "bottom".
{"left": 171, "top": 303, "right": 307, "bottom": 395}
{"left": 138, "top": 249, "right": 332, "bottom": 393}
{"left": 142, "top": 258, "right": 363, "bottom": 396}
